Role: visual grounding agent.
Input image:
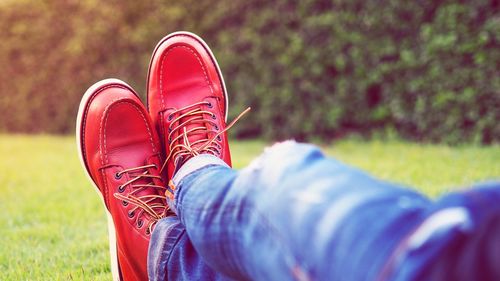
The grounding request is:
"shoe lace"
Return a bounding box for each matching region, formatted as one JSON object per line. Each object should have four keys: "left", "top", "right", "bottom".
{"left": 160, "top": 101, "right": 250, "bottom": 172}
{"left": 113, "top": 164, "right": 167, "bottom": 234}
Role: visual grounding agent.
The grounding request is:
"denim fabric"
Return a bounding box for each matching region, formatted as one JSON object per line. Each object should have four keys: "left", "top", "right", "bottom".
{"left": 387, "top": 182, "right": 500, "bottom": 281}
{"left": 148, "top": 216, "right": 232, "bottom": 281}
{"left": 149, "top": 141, "right": 500, "bottom": 281}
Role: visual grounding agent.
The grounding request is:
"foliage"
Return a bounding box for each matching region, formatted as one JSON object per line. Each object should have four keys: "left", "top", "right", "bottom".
{"left": 0, "top": 0, "right": 498, "bottom": 144}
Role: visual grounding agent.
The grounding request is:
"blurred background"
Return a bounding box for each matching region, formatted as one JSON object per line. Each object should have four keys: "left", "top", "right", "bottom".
{"left": 1, "top": 0, "right": 499, "bottom": 144}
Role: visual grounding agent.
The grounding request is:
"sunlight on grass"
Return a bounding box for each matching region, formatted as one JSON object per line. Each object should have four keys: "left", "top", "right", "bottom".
{"left": 0, "top": 135, "right": 498, "bottom": 279}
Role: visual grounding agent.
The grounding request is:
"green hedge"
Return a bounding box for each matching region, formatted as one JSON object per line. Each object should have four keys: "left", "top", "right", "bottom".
{"left": 0, "top": 0, "right": 498, "bottom": 144}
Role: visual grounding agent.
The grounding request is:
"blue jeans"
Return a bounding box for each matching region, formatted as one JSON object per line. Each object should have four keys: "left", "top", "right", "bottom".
{"left": 148, "top": 141, "right": 500, "bottom": 281}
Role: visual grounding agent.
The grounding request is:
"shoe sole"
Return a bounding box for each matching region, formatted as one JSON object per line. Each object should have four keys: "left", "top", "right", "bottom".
{"left": 76, "top": 78, "right": 138, "bottom": 281}
{"left": 146, "top": 31, "right": 229, "bottom": 122}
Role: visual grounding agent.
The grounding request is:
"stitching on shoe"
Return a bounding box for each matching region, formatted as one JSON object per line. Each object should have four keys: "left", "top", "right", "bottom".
{"left": 176, "top": 34, "right": 225, "bottom": 113}
{"left": 82, "top": 85, "right": 128, "bottom": 167}
{"left": 159, "top": 45, "right": 215, "bottom": 112}
{"left": 101, "top": 169, "right": 110, "bottom": 207}
{"left": 154, "top": 222, "right": 185, "bottom": 277}
{"left": 100, "top": 99, "right": 157, "bottom": 165}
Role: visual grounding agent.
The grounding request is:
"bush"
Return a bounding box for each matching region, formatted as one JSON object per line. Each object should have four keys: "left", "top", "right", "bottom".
{"left": 0, "top": 0, "right": 498, "bottom": 144}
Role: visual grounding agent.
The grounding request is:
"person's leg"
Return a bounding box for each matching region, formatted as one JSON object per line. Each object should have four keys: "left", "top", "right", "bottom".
{"left": 145, "top": 31, "right": 500, "bottom": 280}
{"left": 168, "top": 141, "right": 435, "bottom": 280}
{"left": 385, "top": 181, "right": 500, "bottom": 281}
{"left": 148, "top": 216, "right": 233, "bottom": 281}
{"left": 168, "top": 141, "right": 500, "bottom": 280}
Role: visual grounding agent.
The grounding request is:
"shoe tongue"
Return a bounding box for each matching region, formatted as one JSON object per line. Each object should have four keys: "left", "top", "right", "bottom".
{"left": 168, "top": 107, "right": 210, "bottom": 150}
{"left": 108, "top": 145, "right": 161, "bottom": 198}
{"left": 125, "top": 159, "right": 164, "bottom": 216}
{"left": 128, "top": 168, "right": 157, "bottom": 196}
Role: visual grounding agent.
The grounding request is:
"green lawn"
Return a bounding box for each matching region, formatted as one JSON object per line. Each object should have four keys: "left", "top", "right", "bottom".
{"left": 0, "top": 135, "right": 498, "bottom": 280}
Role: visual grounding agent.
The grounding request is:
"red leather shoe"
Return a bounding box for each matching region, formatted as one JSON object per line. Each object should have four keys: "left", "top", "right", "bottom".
{"left": 76, "top": 79, "right": 168, "bottom": 281}
{"left": 147, "top": 32, "right": 233, "bottom": 180}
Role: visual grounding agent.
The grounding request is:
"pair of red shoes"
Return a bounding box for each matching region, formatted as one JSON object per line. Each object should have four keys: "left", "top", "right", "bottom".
{"left": 76, "top": 32, "right": 243, "bottom": 281}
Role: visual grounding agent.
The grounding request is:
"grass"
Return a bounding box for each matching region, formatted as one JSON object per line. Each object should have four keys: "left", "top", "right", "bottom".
{"left": 0, "top": 134, "right": 498, "bottom": 280}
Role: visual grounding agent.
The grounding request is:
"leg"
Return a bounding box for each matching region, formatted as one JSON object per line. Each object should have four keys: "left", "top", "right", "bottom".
{"left": 386, "top": 182, "right": 500, "bottom": 281}
{"left": 169, "top": 141, "right": 432, "bottom": 280}
{"left": 145, "top": 31, "right": 500, "bottom": 280}
{"left": 169, "top": 143, "right": 430, "bottom": 280}
{"left": 148, "top": 216, "right": 233, "bottom": 281}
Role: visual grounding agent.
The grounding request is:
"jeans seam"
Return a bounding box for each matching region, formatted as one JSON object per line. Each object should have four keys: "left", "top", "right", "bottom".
{"left": 155, "top": 223, "right": 186, "bottom": 279}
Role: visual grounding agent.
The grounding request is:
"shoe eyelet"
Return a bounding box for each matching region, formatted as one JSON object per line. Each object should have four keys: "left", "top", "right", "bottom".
{"left": 167, "top": 114, "right": 173, "bottom": 121}
{"left": 122, "top": 200, "right": 128, "bottom": 206}
{"left": 211, "top": 114, "right": 216, "bottom": 120}
{"left": 207, "top": 102, "right": 213, "bottom": 108}
{"left": 118, "top": 185, "right": 125, "bottom": 193}
{"left": 128, "top": 211, "right": 135, "bottom": 218}
{"left": 214, "top": 125, "right": 219, "bottom": 131}
{"left": 114, "top": 172, "right": 122, "bottom": 180}
{"left": 168, "top": 127, "right": 172, "bottom": 133}
{"left": 145, "top": 228, "right": 151, "bottom": 235}
{"left": 217, "top": 136, "right": 222, "bottom": 141}
{"left": 137, "top": 220, "right": 143, "bottom": 228}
